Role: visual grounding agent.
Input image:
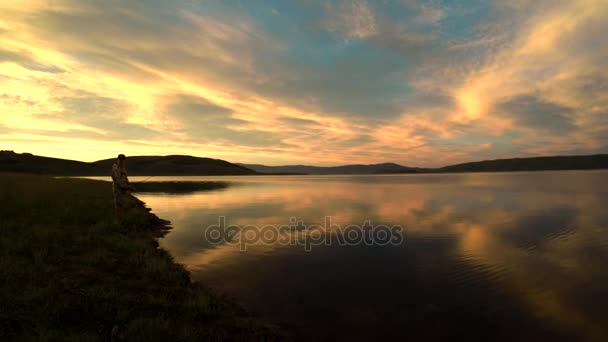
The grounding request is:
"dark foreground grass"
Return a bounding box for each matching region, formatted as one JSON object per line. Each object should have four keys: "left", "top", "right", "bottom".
{"left": 0, "top": 173, "right": 281, "bottom": 341}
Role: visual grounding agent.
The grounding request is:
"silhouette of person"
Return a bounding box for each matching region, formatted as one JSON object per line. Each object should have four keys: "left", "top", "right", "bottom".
{"left": 111, "top": 154, "right": 132, "bottom": 224}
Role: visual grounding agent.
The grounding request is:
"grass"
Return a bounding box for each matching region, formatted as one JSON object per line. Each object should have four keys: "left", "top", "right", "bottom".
{"left": 0, "top": 173, "right": 281, "bottom": 341}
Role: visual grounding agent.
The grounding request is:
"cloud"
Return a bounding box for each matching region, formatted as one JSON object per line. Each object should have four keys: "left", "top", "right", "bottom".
{"left": 0, "top": 0, "right": 606, "bottom": 165}
{"left": 46, "top": 90, "right": 163, "bottom": 140}
{"left": 397, "top": 0, "right": 608, "bottom": 161}
{"left": 0, "top": 48, "right": 64, "bottom": 73}
{"left": 321, "top": 0, "right": 441, "bottom": 54}
{"left": 322, "top": 0, "right": 377, "bottom": 41}
{"left": 0, "top": 93, "right": 37, "bottom": 107}
{"left": 162, "top": 94, "right": 290, "bottom": 148}
{"left": 497, "top": 95, "right": 575, "bottom": 133}
{"left": 165, "top": 94, "right": 234, "bottom": 124}
{"left": 278, "top": 117, "right": 323, "bottom": 129}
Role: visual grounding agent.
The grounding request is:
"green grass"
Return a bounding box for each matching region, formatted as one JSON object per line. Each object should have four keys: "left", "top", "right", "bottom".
{"left": 0, "top": 173, "right": 280, "bottom": 341}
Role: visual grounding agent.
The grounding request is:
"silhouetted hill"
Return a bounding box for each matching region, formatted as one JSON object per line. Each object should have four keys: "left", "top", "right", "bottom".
{"left": 0, "top": 150, "right": 103, "bottom": 175}
{"left": 238, "top": 162, "right": 424, "bottom": 174}
{"left": 93, "top": 155, "right": 256, "bottom": 176}
{"left": 437, "top": 154, "right": 608, "bottom": 173}
{"left": 0, "top": 151, "right": 256, "bottom": 176}
{"left": 243, "top": 155, "right": 608, "bottom": 174}
{"left": 3, "top": 151, "right": 607, "bottom": 176}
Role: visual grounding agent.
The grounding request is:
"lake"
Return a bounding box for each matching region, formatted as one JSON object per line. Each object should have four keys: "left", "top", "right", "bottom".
{"left": 127, "top": 171, "right": 608, "bottom": 340}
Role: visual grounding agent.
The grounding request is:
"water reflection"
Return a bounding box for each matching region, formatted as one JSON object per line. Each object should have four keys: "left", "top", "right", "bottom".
{"left": 135, "top": 171, "right": 608, "bottom": 341}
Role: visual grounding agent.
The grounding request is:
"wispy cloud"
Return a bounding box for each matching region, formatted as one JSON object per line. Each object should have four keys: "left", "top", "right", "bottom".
{"left": 322, "top": 0, "right": 378, "bottom": 41}
{"left": 0, "top": 0, "right": 606, "bottom": 165}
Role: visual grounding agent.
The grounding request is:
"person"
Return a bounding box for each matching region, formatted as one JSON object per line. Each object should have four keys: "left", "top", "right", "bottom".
{"left": 111, "top": 154, "right": 132, "bottom": 224}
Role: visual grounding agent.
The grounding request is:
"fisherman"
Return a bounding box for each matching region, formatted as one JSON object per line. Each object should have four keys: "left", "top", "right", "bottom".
{"left": 111, "top": 154, "right": 132, "bottom": 224}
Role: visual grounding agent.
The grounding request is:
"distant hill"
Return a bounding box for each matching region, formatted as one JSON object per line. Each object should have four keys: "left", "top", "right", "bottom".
{"left": 242, "top": 155, "right": 608, "bottom": 174}
{"left": 2, "top": 150, "right": 607, "bottom": 176}
{"left": 0, "top": 151, "right": 256, "bottom": 176}
{"left": 0, "top": 150, "right": 103, "bottom": 175}
{"left": 437, "top": 154, "right": 608, "bottom": 173}
{"left": 93, "top": 155, "right": 256, "bottom": 176}
{"left": 238, "top": 162, "right": 424, "bottom": 174}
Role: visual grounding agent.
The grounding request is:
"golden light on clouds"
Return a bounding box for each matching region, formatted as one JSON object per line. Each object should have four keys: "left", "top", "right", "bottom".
{"left": 0, "top": 0, "right": 606, "bottom": 165}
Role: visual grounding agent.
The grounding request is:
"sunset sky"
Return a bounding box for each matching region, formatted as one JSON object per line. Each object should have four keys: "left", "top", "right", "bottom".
{"left": 1, "top": 0, "right": 607, "bottom": 167}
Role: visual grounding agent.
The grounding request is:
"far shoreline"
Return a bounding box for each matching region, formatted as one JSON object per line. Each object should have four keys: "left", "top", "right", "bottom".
{"left": 67, "top": 167, "right": 608, "bottom": 179}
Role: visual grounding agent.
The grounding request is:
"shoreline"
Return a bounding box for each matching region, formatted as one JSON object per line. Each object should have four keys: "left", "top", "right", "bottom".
{"left": 127, "top": 193, "right": 285, "bottom": 338}
{"left": 0, "top": 173, "right": 282, "bottom": 341}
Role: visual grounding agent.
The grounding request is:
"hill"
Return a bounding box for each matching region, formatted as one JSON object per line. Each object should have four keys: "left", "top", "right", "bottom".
{"left": 0, "top": 151, "right": 256, "bottom": 176}
{"left": 237, "top": 162, "right": 423, "bottom": 174}
{"left": 437, "top": 154, "right": 608, "bottom": 173}
{"left": 93, "top": 155, "right": 256, "bottom": 176}
{"left": 3, "top": 150, "right": 608, "bottom": 176}
{"left": 242, "top": 155, "right": 608, "bottom": 174}
{"left": 0, "top": 150, "right": 104, "bottom": 175}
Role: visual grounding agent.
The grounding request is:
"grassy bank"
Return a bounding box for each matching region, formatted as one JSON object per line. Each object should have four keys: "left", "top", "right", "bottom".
{"left": 0, "top": 173, "right": 279, "bottom": 341}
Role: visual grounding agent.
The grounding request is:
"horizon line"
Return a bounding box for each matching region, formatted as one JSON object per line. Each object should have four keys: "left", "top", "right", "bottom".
{"left": 3, "top": 149, "right": 607, "bottom": 169}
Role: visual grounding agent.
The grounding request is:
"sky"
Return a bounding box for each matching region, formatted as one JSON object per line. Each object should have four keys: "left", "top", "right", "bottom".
{"left": 0, "top": 0, "right": 607, "bottom": 167}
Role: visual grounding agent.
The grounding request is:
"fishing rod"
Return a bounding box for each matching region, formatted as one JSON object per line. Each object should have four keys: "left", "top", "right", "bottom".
{"left": 126, "top": 175, "right": 155, "bottom": 193}
{"left": 129, "top": 176, "right": 155, "bottom": 192}
{"left": 138, "top": 175, "right": 155, "bottom": 183}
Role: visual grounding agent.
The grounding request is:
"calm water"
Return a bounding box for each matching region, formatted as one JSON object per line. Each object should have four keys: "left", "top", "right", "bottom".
{"left": 129, "top": 171, "right": 608, "bottom": 341}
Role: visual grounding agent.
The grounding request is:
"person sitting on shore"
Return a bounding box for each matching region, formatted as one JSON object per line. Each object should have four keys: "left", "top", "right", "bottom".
{"left": 111, "top": 154, "right": 132, "bottom": 224}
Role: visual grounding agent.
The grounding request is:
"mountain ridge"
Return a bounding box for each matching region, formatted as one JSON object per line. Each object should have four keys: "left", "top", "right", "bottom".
{"left": 437, "top": 154, "right": 608, "bottom": 173}
{"left": 0, "top": 151, "right": 257, "bottom": 176}
{"left": 236, "top": 162, "right": 425, "bottom": 174}
{"left": 92, "top": 155, "right": 256, "bottom": 175}
{"left": 240, "top": 154, "right": 608, "bottom": 174}
{"left": 2, "top": 150, "right": 608, "bottom": 175}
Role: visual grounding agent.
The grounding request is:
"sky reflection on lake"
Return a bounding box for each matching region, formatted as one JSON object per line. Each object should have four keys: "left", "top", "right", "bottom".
{"left": 134, "top": 171, "right": 608, "bottom": 341}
